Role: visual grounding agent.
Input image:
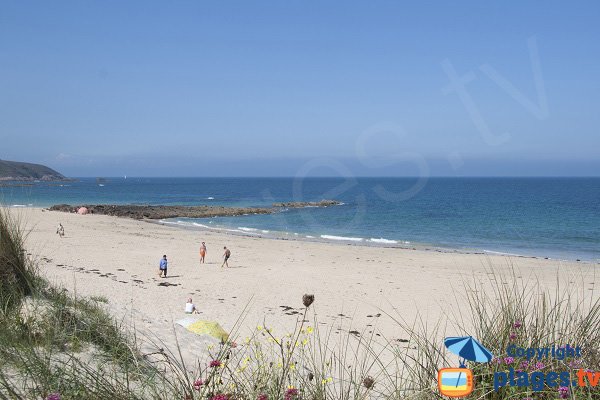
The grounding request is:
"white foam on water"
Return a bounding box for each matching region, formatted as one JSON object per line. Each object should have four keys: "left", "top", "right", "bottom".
{"left": 207, "top": 197, "right": 214, "bottom": 200}
{"left": 11, "top": 204, "right": 27, "bottom": 208}
{"left": 369, "top": 238, "right": 398, "bottom": 244}
{"left": 238, "top": 227, "right": 259, "bottom": 232}
{"left": 261, "top": 230, "right": 270, "bottom": 233}
{"left": 306, "top": 235, "right": 315, "bottom": 238}
{"left": 321, "top": 235, "right": 364, "bottom": 242}
{"left": 193, "top": 223, "right": 211, "bottom": 229}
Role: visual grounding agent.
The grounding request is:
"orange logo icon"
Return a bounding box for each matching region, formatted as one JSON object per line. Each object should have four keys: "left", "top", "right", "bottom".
{"left": 438, "top": 367, "right": 474, "bottom": 397}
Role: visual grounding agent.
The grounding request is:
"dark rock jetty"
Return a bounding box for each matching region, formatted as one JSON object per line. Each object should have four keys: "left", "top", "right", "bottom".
{"left": 49, "top": 199, "right": 341, "bottom": 220}
{"left": 272, "top": 200, "right": 342, "bottom": 208}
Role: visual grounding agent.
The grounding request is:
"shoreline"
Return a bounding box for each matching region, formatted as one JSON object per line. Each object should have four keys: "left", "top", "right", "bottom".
{"left": 7, "top": 204, "right": 599, "bottom": 263}
{"left": 154, "top": 217, "right": 600, "bottom": 265}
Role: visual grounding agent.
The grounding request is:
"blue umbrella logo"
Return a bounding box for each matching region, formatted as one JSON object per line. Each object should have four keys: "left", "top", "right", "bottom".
{"left": 445, "top": 336, "right": 493, "bottom": 365}
{"left": 443, "top": 336, "right": 493, "bottom": 391}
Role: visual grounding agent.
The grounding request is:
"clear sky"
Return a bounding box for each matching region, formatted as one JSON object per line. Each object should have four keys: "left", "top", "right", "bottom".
{"left": 1, "top": 1, "right": 599, "bottom": 177}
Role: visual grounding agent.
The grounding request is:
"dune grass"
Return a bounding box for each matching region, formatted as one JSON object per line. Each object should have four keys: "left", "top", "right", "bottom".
{"left": 0, "top": 207, "right": 598, "bottom": 399}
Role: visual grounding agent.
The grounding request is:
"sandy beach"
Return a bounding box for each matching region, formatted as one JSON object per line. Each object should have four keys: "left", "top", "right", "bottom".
{"left": 15, "top": 207, "right": 599, "bottom": 367}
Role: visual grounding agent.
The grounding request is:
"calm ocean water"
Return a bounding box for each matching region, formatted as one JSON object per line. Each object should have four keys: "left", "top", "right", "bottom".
{"left": 2, "top": 177, "right": 599, "bottom": 261}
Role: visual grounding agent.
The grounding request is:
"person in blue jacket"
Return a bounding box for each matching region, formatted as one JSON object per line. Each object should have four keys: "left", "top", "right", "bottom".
{"left": 159, "top": 255, "right": 168, "bottom": 277}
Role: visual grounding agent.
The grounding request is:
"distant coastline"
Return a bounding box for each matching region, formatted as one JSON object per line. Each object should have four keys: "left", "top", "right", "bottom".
{"left": 0, "top": 159, "right": 68, "bottom": 181}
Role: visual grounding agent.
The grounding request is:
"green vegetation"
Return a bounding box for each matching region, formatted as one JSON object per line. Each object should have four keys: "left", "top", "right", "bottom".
{"left": 0, "top": 208, "right": 598, "bottom": 399}
{"left": 0, "top": 160, "right": 66, "bottom": 181}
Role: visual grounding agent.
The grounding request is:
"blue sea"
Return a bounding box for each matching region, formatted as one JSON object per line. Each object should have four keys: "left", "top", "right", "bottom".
{"left": 2, "top": 177, "right": 599, "bottom": 262}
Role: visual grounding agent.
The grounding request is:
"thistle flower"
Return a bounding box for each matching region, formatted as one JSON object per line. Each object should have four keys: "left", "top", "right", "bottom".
{"left": 363, "top": 376, "right": 375, "bottom": 389}
{"left": 513, "top": 321, "right": 523, "bottom": 329}
{"left": 210, "top": 394, "right": 229, "bottom": 400}
{"left": 209, "top": 359, "right": 222, "bottom": 368}
{"left": 303, "top": 294, "right": 314, "bottom": 308}
{"left": 257, "top": 395, "right": 268, "bottom": 400}
{"left": 193, "top": 379, "right": 204, "bottom": 390}
{"left": 284, "top": 388, "right": 299, "bottom": 400}
{"left": 46, "top": 394, "right": 61, "bottom": 400}
{"left": 509, "top": 332, "right": 517, "bottom": 341}
{"left": 503, "top": 357, "right": 515, "bottom": 365}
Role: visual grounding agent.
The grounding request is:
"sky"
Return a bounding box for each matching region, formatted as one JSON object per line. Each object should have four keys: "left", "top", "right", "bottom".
{"left": 1, "top": 1, "right": 599, "bottom": 177}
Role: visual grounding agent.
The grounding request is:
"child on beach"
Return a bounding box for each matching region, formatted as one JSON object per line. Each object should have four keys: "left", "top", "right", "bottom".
{"left": 221, "top": 246, "right": 231, "bottom": 268}
{"left": 185, "top": 298, "right": 199, "bottom": 314}
{"left": 159, "top": 255, "right": 168, "bottom": 277}
{"left": 199, "top": 242, "right": 207, "bottom": 264}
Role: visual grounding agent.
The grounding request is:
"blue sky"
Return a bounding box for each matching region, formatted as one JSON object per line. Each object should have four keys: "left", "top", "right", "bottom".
{"left": 1, "top": 1, "right": 599, "bottom": 176}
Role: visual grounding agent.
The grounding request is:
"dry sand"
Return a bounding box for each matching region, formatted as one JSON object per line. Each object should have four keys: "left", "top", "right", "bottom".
{"left": 14, "top": 207, "right": 599, "bottom": 367}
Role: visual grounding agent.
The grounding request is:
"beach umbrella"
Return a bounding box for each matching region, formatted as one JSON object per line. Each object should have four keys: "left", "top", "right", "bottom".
{"left": 176, "top": 318, "right": 229, "bottom": 342}
{"left": 444, "top": 336, "right": 493, "bottom": 363}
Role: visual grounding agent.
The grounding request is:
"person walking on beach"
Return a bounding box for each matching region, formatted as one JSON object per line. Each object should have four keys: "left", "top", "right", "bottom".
{"left": 221, "top": 246, "right": 231, "bottom": 268}
{"left": 56, "top": 223, "right": 64, "bottom": 238}
{"left": 199, "top": 242, "right": 207, "bottom": 264}
{"left": 159, "top": 255, "right": 168, "bottom": 277}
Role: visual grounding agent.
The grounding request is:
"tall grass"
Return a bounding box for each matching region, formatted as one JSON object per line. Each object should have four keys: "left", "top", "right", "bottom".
{"left": 0, "top": 208, "right": 39, "bottom": 310}
{"left": 0, "top": 208, "right": 598, "bottom": 399}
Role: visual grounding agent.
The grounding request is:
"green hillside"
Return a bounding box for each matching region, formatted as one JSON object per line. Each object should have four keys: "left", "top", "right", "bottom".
{"left": 0, "top": 159, "right": 66, "bottom": 181}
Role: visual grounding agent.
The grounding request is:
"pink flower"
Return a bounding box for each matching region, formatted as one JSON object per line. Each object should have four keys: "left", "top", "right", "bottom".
{"left": 558, "top": 386, "right": 569, "bottom": 399}
{"left": 46, "top": 394, "right": 61, "bottom": 400}
{"left": 503, "top": 357, "right": 515, "bottom": 365}
{"left": 520, "top": 361, "right": 530, "bottom": 370}
{"left": 509, "top": 332, "right": 517, "bottom": 341}
{"left": 209, "top": 359, "right": 222, "bottom": 368}
{"left": 257, "top": 395, "right": 269, "bottom": 400}
{"left": 513, "top": 321, "right": 523, "bottom": 329}
{"left": 534, "top": 361, "right": 545, "bottom": 370}
{"left": 284, "top": 388, "right": 299, "bottom": 400}
{"left": 210, "top": 394, "right": 229, "bottom": 400}
{"left": 193, "top": 379, "right": 204, "bottom": 390}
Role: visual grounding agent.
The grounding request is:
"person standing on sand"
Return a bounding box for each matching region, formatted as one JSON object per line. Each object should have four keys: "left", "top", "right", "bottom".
{"left": 159, "top": 255, "right": 168, "bottom": 277}
{"left": 199, "top": 242, "right": 207, "bottom": 264}
{"left": 56, "top": 223, "right": 64, "bottom": 238}
{"left": 221, "top": 246, "right": 231, "bottom": 268}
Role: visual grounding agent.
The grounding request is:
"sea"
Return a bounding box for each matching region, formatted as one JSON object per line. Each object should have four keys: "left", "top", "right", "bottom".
{"left": 1, "top": 177, "right": 599, "bottom": 262}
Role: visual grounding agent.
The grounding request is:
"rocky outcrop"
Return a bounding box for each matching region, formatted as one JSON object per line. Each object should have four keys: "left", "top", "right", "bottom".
{"left": 272, "top": 200, "right": 342, "bottom": 208}
{"left": 49, "top": 199, "right": 342, "bottom": 220}
{"left": 49, "top": 204, "right": 276, "bottom": 220}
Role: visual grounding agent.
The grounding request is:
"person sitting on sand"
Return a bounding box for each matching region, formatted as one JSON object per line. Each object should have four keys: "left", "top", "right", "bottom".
{"left": 185, "top": 298, "right": 199, "bottom": 314}
{"left": 221, "top": 246, "right": 231, "bottom": 268}
{"left": 56, "top": 223, "right": 64, "bottom": 238}
{"left": 159, "top": 255, "right": 168, "bottom": 277}
{"left": 199, "top": 242, "right": 207, "bottom": 264}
